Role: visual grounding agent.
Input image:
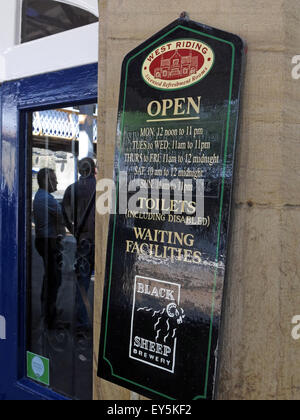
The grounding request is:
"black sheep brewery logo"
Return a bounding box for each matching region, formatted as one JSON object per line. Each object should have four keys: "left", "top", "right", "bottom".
{"left": 130, "top": 276, "right": 185, "bottom": 373}
{"left": 142, "top": 39, "right": 215, "bottom": 90}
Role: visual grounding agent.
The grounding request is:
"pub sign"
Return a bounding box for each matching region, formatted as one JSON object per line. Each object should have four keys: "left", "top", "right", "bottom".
{"left": 98, "top": 16, "right": 245, "bottom": 400}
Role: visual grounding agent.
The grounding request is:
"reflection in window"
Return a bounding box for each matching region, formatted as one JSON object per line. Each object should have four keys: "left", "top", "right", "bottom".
{"left": 21, "top": 0, "right": 98, "bottom": 43}
{"left": 27, "top": 104, "right": 97, "bottom": 400}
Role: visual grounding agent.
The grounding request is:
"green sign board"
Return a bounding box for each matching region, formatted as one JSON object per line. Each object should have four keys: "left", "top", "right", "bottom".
{"left": 27, "top": 352, "right": 50, "bottom": 386}
{"left": 98, "top": 16, "right": 245, "bottom": 400}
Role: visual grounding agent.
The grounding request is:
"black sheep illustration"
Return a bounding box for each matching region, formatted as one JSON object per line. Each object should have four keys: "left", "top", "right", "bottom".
{"left": 137, "top": 302, "right": 185, "bottom": 345}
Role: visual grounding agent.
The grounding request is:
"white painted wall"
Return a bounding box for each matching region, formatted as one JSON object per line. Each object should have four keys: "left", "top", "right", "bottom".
{"left": 0, "top": 1, "right": 20, "bottom": 52}
{"left": 3, "top": 23, "right": 98, "bottom": 82}
{"left": 0, "top": 0, "right": 99, "bottom": 82}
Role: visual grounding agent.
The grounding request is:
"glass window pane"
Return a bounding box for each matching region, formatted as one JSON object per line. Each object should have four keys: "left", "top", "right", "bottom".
{"left": 27, "top": 104, "right": 97, "bottom": 400}
{"left": 21, "top": 0, "right": 98, "bottom": 43}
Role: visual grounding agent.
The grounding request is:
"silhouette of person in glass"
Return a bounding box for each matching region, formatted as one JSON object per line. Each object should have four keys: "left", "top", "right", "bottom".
{"left": 62, "top": 158, "right": 96, "bottom": 332}
{"left": 33, "top": 168, "right": 66, "bottom": 330}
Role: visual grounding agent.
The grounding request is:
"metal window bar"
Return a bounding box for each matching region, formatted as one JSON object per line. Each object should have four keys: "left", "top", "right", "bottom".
{"left": 33, "top": 109, "right": 97, "bottom": 142}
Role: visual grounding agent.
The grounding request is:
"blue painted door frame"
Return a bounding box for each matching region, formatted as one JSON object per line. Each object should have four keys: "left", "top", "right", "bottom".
{"left": 0, "top": 63, "right": 98, "bottom": 400}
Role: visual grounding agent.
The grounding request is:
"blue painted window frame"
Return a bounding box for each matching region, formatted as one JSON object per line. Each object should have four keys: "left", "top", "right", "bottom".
{"left": 0, "top": 63, "right": 98, "bottom": 400}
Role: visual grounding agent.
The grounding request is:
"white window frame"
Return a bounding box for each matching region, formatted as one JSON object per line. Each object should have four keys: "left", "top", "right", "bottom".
{"left": 54, "top": 0, "right": 99, "bottom": 17}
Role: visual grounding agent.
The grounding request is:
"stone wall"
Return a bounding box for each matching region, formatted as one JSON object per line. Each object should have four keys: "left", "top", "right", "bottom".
{"left": 94, "top": 0, "right": 300, "bottom": 400}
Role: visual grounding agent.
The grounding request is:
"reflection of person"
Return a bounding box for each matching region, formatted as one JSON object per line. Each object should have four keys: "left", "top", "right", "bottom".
{"left": 62, "top": 158, "right": 96, "bottom": 331}
{"left": 33, "top": 168, "right": 65, "bottom": 330}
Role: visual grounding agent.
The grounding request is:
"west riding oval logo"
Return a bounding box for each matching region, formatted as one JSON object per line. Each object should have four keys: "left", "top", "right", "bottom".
{"left": 142, "top": 39, "right": 215, "bottom": 91}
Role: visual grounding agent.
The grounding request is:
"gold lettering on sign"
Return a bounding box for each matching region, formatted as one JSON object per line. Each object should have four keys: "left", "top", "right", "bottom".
{"left": 147, "top": 96, "right": 201, "bottom": 121}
